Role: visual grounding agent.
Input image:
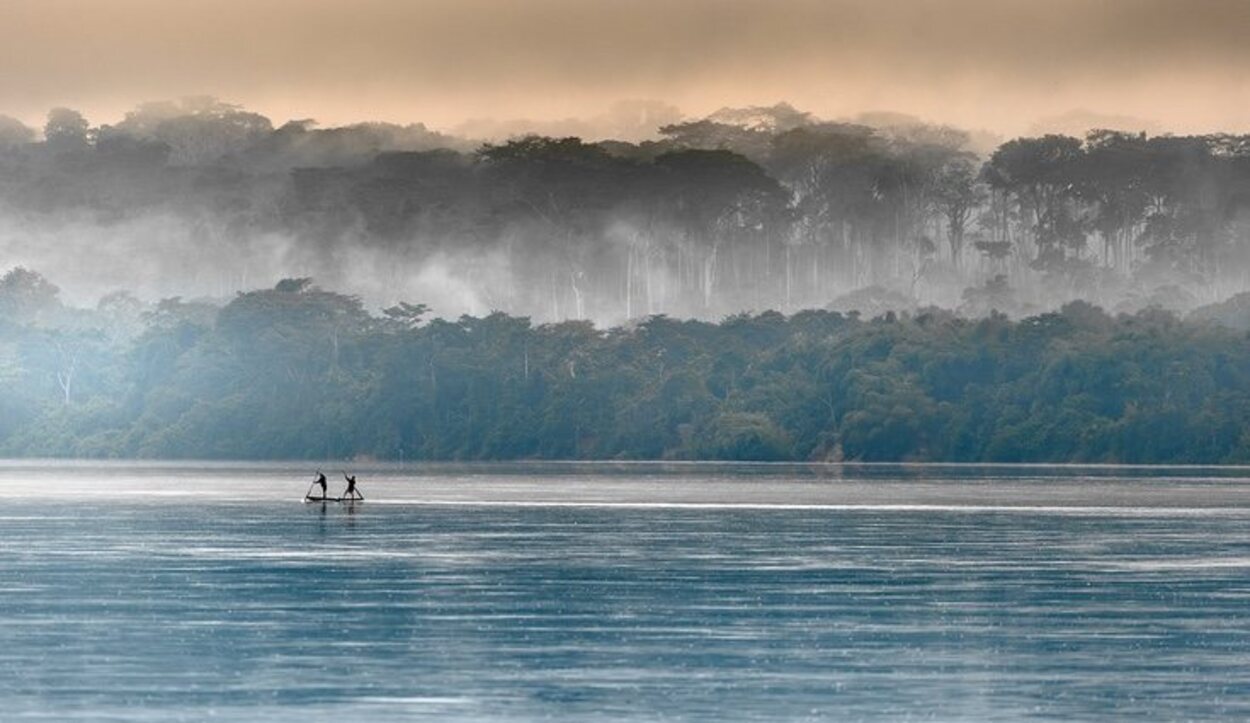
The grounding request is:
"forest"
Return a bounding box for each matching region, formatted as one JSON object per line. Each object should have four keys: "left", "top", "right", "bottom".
{"left": 3, "top": 269, "right": 1250, "bottom": 462}
{"left": 6, "top": 99, "right": 1250, "bottom": 461}
{"left": 4, "top": 99, "right": 1250, "bottom": 325}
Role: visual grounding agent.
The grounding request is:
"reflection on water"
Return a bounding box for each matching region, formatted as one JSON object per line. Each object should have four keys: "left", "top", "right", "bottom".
{"left": 1, "top": 463, "right": 1250, "bottom": 721}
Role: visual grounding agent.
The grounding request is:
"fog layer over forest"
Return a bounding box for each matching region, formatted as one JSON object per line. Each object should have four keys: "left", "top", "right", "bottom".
{"left": 4, "top": 97, "right": 1250, "bottom": 324}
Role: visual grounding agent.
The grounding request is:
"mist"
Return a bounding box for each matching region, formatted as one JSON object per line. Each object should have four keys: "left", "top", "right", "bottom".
{"left": 7, "top": 97, "right": 1250, "bottom": 327}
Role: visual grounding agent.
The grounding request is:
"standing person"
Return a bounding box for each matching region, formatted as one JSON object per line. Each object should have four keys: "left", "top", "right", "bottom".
{"left": 308, "top": 471, "right": 328, "bottom": 500}
{"left": 342, "top": 473, "right": 363, "bottom": 501}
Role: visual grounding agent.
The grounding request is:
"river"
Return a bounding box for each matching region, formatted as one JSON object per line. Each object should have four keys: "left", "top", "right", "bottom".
{"left": 2, "top": 461, "right": 1249, "bottom": 720}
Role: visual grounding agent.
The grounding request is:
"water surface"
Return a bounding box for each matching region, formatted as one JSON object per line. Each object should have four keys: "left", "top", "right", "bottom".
{"left": 2, "top": 462, "right": 1249, "bottom": 720}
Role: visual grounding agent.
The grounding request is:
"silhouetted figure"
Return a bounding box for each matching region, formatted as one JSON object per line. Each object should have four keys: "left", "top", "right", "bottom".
{"left": 343, "top": 473, "right": 363, "bottom": 501}
{"left": 309, "top": 471, "right": 328, "bottom": 500}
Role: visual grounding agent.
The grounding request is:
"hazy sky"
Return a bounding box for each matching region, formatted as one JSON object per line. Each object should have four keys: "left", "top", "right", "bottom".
{"left": 1, "top": 0, "right": 1248, "bottom": 135}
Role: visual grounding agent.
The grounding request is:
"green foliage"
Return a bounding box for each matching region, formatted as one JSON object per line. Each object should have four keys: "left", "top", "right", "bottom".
{"left": 692, "top": 412, "right": 792, "bottom": 461}
{"left": 2, "top": 280, "right": 1250, "bottom": 463}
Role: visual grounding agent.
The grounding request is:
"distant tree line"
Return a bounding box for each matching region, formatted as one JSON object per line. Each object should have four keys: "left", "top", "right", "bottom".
{"left": 3, "top": 270, "right": 1250, "bottom": 463}
{"left": 5, "top": 99, "right": 1250, "bottom": 321}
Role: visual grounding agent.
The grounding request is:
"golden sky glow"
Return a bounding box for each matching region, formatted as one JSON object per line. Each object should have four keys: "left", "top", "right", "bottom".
{"left": 1, "top": 0, "right": 1248, "bottom": 135}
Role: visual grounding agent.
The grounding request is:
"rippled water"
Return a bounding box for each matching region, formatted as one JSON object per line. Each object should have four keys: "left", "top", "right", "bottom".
{"left": 2, "top": 461, "right": 1250, "bottom": 721}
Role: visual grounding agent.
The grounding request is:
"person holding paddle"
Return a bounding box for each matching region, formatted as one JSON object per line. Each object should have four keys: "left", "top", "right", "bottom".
{"left": 342, "top": 472, "right": 363, "bottom": 501}
{"left": 306, "top": 471, "right": 328, "bottom": 500}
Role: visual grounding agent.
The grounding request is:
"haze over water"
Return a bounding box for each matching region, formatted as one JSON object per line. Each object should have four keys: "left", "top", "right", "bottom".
{"left": 3, "top": 462, "right": 1250, "bottom": 720}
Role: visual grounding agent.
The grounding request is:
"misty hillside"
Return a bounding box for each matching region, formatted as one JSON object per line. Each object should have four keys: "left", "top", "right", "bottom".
{"left": 4, "top": 98, "right": 1250, "bottom": 325}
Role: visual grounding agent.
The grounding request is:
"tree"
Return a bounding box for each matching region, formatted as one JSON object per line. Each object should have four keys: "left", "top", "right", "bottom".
{"left": 0, "top": 115, "right": 34, "bottom": 148}
{"left": 984, "top": 135, "right": 1085, "bottom": 270}
{"left": 113, "top": 96, "right": 273, "bottom": 165}
{"left": 932, "top": 156, "right": 986, "bottom": 268}
{"left": 44, "top": 108, "right": 91, "bottom": 150}
{"left": 0, "top": 268, "right": 61, "bottom": 325}
{"left": 653, "top": 149, "right": 791, "bottom": 310}
{"left": 381, "top": 302, "right": 431, "bottom": 331}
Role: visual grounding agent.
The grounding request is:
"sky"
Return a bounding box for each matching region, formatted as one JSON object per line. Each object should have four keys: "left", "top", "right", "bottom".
{"left": 1, "top": 0, "right": 1248, "bottom": 136}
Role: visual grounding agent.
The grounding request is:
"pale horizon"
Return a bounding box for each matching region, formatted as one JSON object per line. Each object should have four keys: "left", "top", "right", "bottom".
{"left": 2, "top": 0, "right": 1249, "bottom": 138}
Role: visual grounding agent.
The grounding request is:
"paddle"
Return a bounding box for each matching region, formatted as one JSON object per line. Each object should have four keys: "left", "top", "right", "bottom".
{"left": 304, "top": 469, "right": 323, "bottom": 499}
